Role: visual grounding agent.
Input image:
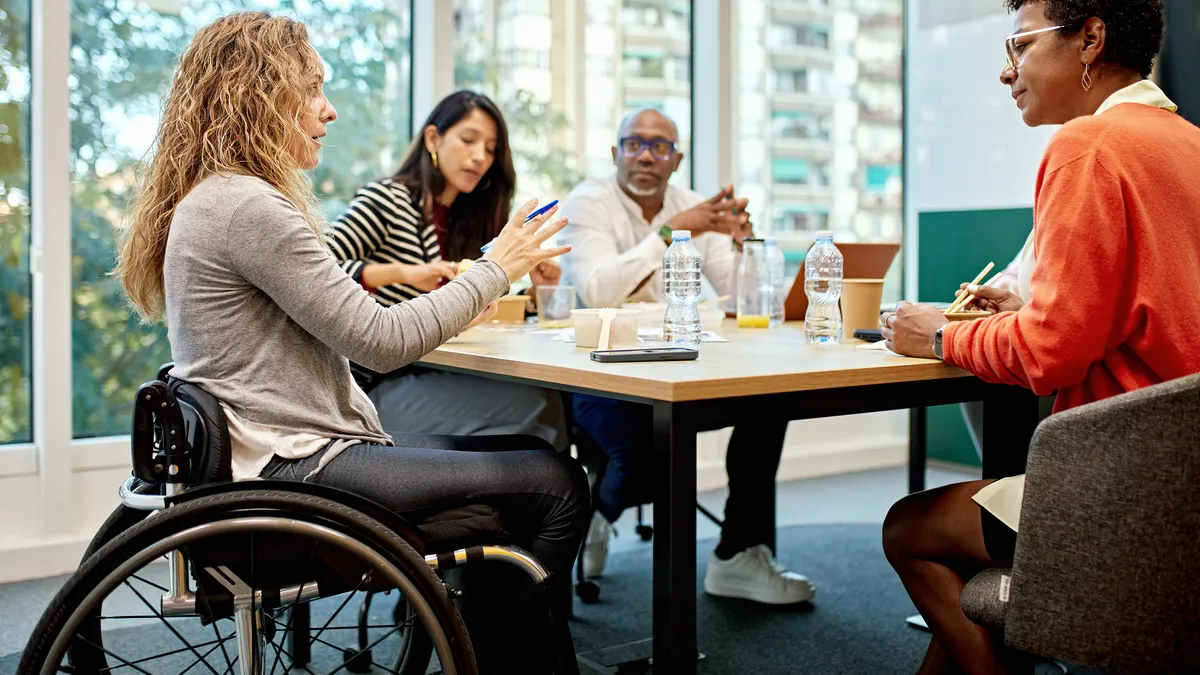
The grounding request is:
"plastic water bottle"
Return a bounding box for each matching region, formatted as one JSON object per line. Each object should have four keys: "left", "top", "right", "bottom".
{"left": 804, "top": 231, "right": 843, "bottom": 343}
{"left": 764, "top": 238, "right": 786, "bottom": 327}
{"left": 663, "top": 230, "right": 703, "bottom": 348}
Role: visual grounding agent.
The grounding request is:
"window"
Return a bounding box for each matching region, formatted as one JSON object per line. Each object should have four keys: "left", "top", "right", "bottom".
{"left": 772, "top": 110, "right": 831, "bottom": 140}
{"left": 624, "top": 51, "right": 666, "bottom": 79}
{"left": 737, "top": 0, "right": 903, "bottom": 300}
{"left": 774, "top": 68, "right": 809, "bottom": 94}
{"left": 770, "top": 23, "right": 831, "bottom": 50}
{"left": 454, "top": 0, "right": 692, "bottom": 203}
{"left": 70, "top": 0, "right": 411, "bottom": 438}
{"left": 772, "top": 205, "right": 829, "bottom": 235}
{"left": 0, "top": 0, "right": 31, "bottom": 445}
{"left": 864, "top": 164, "right": 901, "bottom": 195}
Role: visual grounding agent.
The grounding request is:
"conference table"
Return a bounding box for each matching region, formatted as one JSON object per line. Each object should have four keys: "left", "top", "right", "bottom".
{"left": 417, "top": 321, "right": 1039, "bottom": 674}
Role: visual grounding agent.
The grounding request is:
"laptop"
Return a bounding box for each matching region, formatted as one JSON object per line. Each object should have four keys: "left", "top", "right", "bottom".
{"left": 784, "top": 242, "right": 901, "bottom": 321}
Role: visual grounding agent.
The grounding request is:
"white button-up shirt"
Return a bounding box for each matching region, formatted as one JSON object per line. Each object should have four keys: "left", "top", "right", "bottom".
{"left": 558, "top": 176, "right": 738, "bottom": 308}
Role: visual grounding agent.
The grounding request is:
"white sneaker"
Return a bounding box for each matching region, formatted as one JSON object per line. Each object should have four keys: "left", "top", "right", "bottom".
{"left": 704, "top": 544, "right": 815, "bottom": 605}
{"left": 582, "top": 511, "right": 613, "bottom": 579}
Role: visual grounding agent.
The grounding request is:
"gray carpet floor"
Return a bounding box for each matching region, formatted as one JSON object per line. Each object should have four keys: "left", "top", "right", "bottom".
{"left": 1, "top": 466, "right": 1104, "bottom": 674}
{"left": 572, "top": 523, "right": 930, "bottom": 674}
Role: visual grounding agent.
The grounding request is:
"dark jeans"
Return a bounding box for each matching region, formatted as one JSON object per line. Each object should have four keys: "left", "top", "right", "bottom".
{"left": 571, "top": 395, "right": 788, "bottom": 553}
{"left": 261, "top": 432, "right": 589, "bottom": 674}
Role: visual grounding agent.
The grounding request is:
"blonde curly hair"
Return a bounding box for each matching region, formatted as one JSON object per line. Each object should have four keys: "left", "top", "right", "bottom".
{"left": 116, "top": 12, "right": 325, "bottom": 321}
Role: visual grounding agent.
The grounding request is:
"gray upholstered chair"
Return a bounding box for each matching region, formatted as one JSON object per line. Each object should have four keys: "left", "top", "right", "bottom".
{"left": 962, "top": 372, "right": 1200, "bottom": 675}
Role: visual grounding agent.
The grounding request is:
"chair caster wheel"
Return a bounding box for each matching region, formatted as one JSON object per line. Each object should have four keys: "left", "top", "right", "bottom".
{"left": 342, "top": 647, "right": 374, "bottom": 673}
{"left": 575, "top": 581, "right": 601, "bottom": 604}
{"left": 636, "top": 525, "right": 653, "bottom": 541}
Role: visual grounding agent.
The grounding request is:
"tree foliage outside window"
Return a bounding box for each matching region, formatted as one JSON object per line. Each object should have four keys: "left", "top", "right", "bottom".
{"left": 453, "top": 5, "right": 582, "bottom": 200}
{"left": 0, "top": 0, "right": 32, "bottom": 444}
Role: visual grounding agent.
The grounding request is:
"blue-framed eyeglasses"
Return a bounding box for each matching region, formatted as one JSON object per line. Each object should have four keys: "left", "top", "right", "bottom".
{"left": 618, "top": 136, "right": 677, "bottom": 161}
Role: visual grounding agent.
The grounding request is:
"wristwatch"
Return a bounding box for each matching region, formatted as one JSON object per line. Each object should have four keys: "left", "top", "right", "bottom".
{"left": 658, "top": 224, "right": 673, "bottom": 245}
{"left": 933, "top": 326, "right": 945, "bottom": 360}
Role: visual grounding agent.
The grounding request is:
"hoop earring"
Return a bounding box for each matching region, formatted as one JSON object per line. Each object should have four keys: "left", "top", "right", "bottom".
{"left": 431, "top": 151, "right": 439, "bottom": 169}
{"left": 1082, "top": 63, "right": 1093, "bottom": 92}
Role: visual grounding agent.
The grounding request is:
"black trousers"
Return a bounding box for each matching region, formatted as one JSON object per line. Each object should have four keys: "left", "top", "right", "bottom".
{"left": 262, "top": 432, "right": 589, "bottom": 674}
{"left": 572, "top": 395, "right": 788, "bottom": 552}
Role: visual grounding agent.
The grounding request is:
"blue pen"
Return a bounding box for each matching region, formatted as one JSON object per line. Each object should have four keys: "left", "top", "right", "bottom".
{"left": 480, "top": 199, "right": 559, "bottom": 252}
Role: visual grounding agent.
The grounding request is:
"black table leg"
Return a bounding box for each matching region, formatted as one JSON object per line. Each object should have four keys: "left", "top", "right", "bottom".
{"left": 908, "top": 407, "right": 928, "bottom": 493}
{"left": 652, "top": 400, "right": 697, "bottom": 675}
{"left": 981, "top": 386, "right": 1042, "bottom": 479}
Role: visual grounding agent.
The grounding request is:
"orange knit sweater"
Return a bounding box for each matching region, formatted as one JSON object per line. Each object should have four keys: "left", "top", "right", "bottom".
{"left": 944, "top": 103, "right": 1200, "bottom": 412}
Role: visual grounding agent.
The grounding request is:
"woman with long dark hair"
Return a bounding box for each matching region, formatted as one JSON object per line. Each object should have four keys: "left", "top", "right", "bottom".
{"left": 328, "top": 90, "right": 568, "bottom": 447}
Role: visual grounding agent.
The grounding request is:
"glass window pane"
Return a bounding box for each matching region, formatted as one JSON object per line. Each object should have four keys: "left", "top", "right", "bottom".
{"left": 738, "top": 0, "right": 904, "bottom": 301}
{"left": 70, "top": 0, "right": 411, "bottom": 438}
{"left": 0, "top": 0, "right": 32, "bottom": 445}
{"left": 453, "top": 0, "right": 692, "bottom": 205}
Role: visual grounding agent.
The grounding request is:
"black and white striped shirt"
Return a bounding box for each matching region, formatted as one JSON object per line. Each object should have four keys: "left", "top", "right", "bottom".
{"left": 327, "top": 179, "right": 441, "bottom": 308}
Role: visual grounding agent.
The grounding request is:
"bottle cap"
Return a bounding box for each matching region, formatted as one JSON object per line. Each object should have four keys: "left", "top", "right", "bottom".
{"left": 671, "top": 230, "right": 691, "bottom": 240}
{"left": 815, "top": 230, "right": 833, "bottom": 240}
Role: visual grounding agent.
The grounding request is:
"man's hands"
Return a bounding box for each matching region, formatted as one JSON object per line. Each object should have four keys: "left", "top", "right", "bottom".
{"left": 880, "top": 302, "right": 949, "bottom": 359}
{"left": 666, "top": 185, "right": 752, "bottom": 241}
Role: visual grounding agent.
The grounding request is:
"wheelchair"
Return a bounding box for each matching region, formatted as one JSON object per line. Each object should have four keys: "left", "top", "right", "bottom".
{"left": 19, "top": 365, "right": 572, "bottom": 675}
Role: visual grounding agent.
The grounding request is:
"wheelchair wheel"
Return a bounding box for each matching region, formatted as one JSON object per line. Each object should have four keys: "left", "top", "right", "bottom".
{"left": 20, "top": 489, "right": 476, "bottom": 675}
{"left": 78, "top": 480, "right": 436, "bottom": 674}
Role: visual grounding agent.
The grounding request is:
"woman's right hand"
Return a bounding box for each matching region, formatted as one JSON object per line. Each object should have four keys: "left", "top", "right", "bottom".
{"left": 481, "top": 199, "right": 571, "bottom": 283}
{"left": 956, "top": 282, "right": 1025, "bottom": 314}
{"left": 402, "top": 260, "right": 458, "bottom": 292}
{"left": 361, "top": 260, "right": 457, "bottom": 292}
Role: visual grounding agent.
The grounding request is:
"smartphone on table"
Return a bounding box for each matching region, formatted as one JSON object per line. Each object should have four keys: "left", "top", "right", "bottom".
{"left": 590, "top": 348, "right": 699, "bottom": 363}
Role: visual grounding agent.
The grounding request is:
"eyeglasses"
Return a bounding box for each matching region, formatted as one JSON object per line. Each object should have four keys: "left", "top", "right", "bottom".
{"left": 1004, "top": 25, "right": 1064, "bottom": 71}
{"left": 618, "top": 136, "right": 677, "bottom": 161}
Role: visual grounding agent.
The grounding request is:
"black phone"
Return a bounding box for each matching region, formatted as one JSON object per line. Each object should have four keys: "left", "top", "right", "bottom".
{"left": 853, "top": 328, "right": 884, "bottom": 342}
{"left": 590, "top": 348, "right": 699, "bottom": 363}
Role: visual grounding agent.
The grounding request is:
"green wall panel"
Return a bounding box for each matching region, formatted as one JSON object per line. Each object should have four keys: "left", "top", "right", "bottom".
{"left": 917, "top": 208, "right": 1033, "bottom": 467}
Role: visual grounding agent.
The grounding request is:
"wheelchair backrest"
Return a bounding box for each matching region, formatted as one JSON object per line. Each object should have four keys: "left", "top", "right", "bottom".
{"left": 172, "top": 381, "right": 233, "bottom": 485}
{"left": 131, "top": 364, "right": 232, "bottom": 485}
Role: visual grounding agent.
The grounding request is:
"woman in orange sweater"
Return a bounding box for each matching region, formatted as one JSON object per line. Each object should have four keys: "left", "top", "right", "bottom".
{"left": 880, "top": 1, "right": 1200, "bottom": 673}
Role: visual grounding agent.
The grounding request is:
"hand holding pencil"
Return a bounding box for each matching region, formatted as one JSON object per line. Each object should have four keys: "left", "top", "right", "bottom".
{"left": 948, "top": 263, "right": 1024, "bottom": 315}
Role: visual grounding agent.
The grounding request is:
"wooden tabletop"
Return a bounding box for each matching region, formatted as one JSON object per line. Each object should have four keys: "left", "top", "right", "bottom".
{"left": 417, "top": 320, "right": 974, "bottom": 403}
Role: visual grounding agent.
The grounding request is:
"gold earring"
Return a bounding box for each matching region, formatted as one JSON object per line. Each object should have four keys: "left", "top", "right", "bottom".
{"left": 1082, "top": 63, "right": 1093, "bottom": 92}
{"left": 431, "top": 151, "right": 439, "bottom": 169}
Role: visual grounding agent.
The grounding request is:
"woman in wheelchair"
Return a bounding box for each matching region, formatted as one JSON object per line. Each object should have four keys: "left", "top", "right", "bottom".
{"left": 19, "top": 11, "right": 587, "bottom": 675}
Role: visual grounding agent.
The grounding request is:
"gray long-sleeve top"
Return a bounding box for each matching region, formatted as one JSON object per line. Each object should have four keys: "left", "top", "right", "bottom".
{"left": 164, "top": 174, "right": 508, "bottom": 467}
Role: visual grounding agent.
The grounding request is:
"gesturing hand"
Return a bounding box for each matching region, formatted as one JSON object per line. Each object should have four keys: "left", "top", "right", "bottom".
{"left": 481, "top": 199, "right": 571, "bottom": 284}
